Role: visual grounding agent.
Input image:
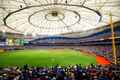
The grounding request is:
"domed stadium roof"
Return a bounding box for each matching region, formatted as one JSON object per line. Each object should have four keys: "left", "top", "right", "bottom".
{"left": 0, "top": 0, "right": 120, "bottom": 35}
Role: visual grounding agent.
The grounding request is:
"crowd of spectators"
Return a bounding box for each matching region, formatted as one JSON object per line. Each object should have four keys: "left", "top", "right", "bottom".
{"left": 0, "top": 64, "right": 120, "bottom": 80}
{"left": 79, "top": 46, "right": 113, "bottom": 60}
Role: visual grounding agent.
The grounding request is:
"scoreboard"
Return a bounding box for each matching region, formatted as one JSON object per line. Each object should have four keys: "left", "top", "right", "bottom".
{"left": 6, "top": 38, "right": 28, "bottom": 46}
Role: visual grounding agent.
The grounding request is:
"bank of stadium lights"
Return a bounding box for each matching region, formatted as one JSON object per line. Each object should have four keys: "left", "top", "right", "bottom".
{"left": 2, "top": 30, "right": 6, "bottom": 38}
{"left": 24, "top": 32, "right": 28, "bottom": 37}
{"left": 32, "top": 33, "right": 37, "bottom": 37}
{"left": 2, "top": 29, "right": 6, "bottom": 34}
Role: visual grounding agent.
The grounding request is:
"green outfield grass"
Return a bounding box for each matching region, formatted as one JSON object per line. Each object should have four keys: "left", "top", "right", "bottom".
{"left": 0, "top": 49, "right": 96, "bottom": 67}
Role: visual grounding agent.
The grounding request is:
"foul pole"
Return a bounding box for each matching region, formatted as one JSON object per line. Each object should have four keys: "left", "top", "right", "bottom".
{"left": 109, "top": 12, "right": 117, "bottom": 64}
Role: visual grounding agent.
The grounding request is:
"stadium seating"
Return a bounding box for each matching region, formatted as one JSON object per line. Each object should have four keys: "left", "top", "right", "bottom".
{"left": 0, "top": 64, "right": 120, "bottom": 80}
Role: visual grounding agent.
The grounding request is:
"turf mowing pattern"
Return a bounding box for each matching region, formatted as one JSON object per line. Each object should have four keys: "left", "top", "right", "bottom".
{"left": 0, "top": 49, "right": 96, "bottom": 67}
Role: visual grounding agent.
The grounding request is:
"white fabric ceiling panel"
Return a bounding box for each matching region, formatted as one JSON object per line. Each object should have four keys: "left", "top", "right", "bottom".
{"left": 0, "top": 0, "right": 120, "bottom": 35}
